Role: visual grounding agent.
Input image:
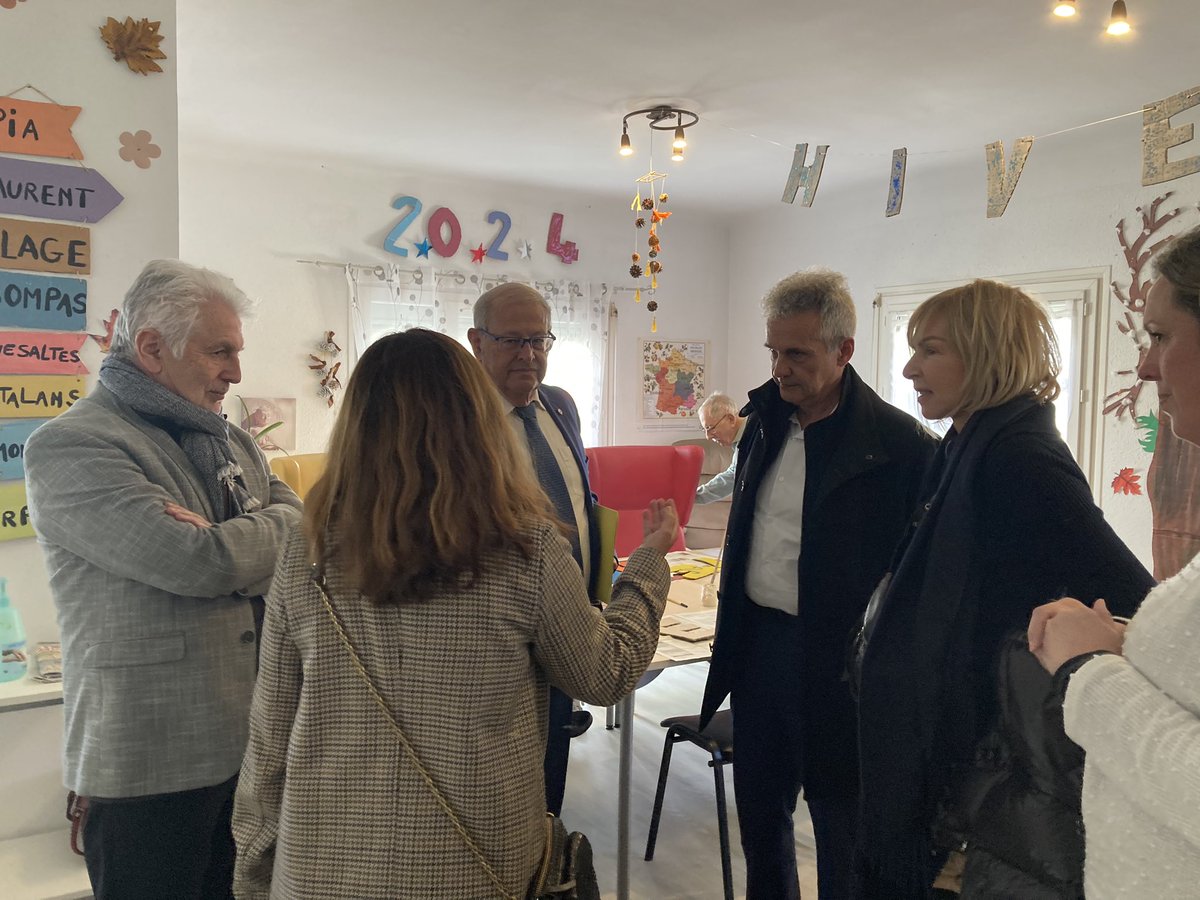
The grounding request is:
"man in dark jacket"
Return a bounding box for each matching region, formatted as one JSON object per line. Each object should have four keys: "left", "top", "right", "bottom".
{"left": 699, "top": 269, "right": 935, "bottom": 900}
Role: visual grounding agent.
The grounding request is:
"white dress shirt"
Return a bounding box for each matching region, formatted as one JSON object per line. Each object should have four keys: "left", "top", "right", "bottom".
{"left": 744, "top": 416, "right": 806, "bottom": 615}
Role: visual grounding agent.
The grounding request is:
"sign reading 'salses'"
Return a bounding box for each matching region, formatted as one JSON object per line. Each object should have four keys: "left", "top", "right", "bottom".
{"left": 0, "top": 272, "right": 88, "bottom": 330}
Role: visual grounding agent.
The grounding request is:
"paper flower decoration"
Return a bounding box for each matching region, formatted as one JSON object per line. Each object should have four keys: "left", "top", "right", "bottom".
{"left": 118, "top": 130, "right": 162, "bottom": 169}
{"left": 99, "top": 16, "right": 168, "bottom": 75}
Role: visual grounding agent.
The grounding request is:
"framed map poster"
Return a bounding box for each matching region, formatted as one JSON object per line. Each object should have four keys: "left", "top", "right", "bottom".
{"left": 641, "top": 339, "right": 707, "bottom": 422}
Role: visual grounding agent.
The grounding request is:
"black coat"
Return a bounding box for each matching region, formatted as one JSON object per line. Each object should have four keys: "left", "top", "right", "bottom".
{"left": 959, "top": 633, "right": 1088, "bottom": 900}
{"left": 854, "top": 396, "right": 1153, "bottom": 899}
{"left": 699, "top": 365, "right": 936, "bottom": 800}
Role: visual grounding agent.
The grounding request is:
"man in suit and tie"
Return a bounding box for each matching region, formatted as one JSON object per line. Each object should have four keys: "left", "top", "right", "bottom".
{"left": 468, "top": 282, "right": 599, "bottom": 816}
{"left": 25, "top": 259, "right": 303, "bottom": 899}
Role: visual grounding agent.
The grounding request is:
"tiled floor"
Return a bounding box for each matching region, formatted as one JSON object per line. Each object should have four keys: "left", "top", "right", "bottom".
{"left": 561, "top": 663, "right": 819, "bottom": 900}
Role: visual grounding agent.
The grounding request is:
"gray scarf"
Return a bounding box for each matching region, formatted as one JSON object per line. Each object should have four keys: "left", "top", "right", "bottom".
{"left": 99, "top": 354, "right": 261, "bottom": 523}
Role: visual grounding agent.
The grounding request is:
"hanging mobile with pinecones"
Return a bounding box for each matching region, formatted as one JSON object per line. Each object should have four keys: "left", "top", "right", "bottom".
{"left": 98, "top": 16, "right": 168, "bottom": 75}
{"left": 626, "top": 168, "right": 673, "bottom": 323}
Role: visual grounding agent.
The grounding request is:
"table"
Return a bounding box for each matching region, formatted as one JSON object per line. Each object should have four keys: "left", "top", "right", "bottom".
{"left": 615, "top": 574, "right": 717, "bottom": 900}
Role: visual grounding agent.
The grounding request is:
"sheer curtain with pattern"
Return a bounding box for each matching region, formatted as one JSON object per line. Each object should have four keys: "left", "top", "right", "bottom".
{"left": 347, "top": 265, "right": 612, "bottom": 445}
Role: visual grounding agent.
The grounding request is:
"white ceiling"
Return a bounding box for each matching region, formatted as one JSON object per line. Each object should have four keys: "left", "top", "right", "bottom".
{"left": 177, "top": 0, "right": 1200, "bottom": 213}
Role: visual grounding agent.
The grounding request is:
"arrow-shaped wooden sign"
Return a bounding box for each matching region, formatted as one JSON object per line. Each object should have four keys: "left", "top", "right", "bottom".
{"left": 0, "top": 157, "right": 123, "bottom": 224}
{"left": 0, "top": 97, "right": 84, "bottom": 161}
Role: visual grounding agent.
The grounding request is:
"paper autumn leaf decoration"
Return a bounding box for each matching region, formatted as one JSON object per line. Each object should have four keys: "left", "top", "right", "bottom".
{"left": 88, "top": 308, "right": 119, "bottom": 352}
{"left": 1111, "top": 467, "right": 1143, "bottom": 496}
{"left": 99, "top": 17, "right": 167, "bottom": 75}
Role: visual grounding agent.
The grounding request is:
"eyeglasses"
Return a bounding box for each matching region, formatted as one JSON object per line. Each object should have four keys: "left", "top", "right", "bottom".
{"left": 478, "top": 329, "right": 556, "bottom": 352}
{"left": 703, "top": 414, "right": 731, "bottom": 435}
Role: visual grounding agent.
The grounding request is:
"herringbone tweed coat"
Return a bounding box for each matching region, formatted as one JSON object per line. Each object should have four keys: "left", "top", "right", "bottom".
{"left": 233, "top": 524, "right": 670, "bottom": 899}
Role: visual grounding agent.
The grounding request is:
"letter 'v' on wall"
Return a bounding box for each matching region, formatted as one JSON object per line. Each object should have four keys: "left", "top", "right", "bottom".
{"left": 985, "top": 136, "right": 1034, "bottom": 219}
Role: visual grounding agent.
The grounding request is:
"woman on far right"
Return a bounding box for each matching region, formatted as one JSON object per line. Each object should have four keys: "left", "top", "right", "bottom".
{"left": 1030, "top": 222, "right": 1200, "bottom": 898}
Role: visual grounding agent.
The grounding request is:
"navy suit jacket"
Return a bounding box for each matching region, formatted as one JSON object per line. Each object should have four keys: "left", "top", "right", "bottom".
{"left": 537, "top": 384, "right": 601, "bottom": 598}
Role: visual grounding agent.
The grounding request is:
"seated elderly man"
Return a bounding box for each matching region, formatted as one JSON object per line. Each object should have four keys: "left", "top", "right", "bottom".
{"left": 695, "top": 391, "right": 747, "bottom": 504}
{"left": 25, "top": 259, "right": 302, "bottom": 900}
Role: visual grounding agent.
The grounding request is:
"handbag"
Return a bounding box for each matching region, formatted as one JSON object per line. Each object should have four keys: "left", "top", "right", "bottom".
{"left": 312, "top": 569, "right": 599, "bottom": 900}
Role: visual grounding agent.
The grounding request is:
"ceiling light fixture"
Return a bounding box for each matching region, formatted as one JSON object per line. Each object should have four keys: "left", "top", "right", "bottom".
{"left": 1106, "top": 0, "right": 1131, "bottom": 34}
{"left": 1053, "top": 0, "right": 1077, "bottom": 16}
{"left": 618, "top": 104, "right": 699, "bottom": 160}
{"left": 619, "top": 127, "right": 633, "bottom": 157}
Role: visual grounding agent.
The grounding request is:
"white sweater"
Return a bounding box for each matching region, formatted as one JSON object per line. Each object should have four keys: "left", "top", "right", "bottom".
{"left": 1063, "top": 555, "right": 1200, "bottom": 898}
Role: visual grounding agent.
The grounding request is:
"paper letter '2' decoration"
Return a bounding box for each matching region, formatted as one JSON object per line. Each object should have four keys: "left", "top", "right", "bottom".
{"left": 781, "top": 143, "right": 829, "bottom": 206}
{"left": 0, "top": 217, "right": 91, "bottom": 274}
{"left": 985, "top": 137, "right": 1034, "bottom": 219}
{"left": 0, "top": 97, "right": 84, "bottom": 160}
{"left": 886, "top": 149, "right": 907, "bottom": 218}
{"left": 1142, "top": 84, "right": 1200, "bottom": 187}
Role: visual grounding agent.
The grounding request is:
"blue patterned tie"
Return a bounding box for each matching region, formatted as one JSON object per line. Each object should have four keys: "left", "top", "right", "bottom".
{"left": 514, "top": 404, "right": 582, "bottom": 566}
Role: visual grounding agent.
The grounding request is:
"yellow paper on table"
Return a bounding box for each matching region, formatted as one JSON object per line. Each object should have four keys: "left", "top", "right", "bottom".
{"left": 592, "top": 504, "right": 619, "bottom": 605}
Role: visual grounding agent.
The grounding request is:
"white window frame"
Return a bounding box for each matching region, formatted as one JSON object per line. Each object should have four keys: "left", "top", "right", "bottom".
{"left": 872, "top": 268, "right": 1111, "bottom": 501}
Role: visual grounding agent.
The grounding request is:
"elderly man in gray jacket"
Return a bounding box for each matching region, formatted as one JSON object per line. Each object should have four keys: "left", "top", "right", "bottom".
{"left": 25, "top": 259, "right": 302, "bottom": 900}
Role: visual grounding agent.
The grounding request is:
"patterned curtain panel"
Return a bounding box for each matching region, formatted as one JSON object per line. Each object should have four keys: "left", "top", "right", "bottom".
{"left": 346, "top": 267, "right": 612, "bottom": 445}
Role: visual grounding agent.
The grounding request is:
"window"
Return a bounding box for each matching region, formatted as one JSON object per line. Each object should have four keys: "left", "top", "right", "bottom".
{"left": 346, "top": 265, "right": 613, "bottom": 445}
{"left": 872, "top": 268, "right": 1110, "bottom": 496}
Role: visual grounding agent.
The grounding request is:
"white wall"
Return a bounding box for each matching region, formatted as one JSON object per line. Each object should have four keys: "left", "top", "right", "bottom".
{"left": 2, "top": 0, "right": 178, "bottom": 841}
{"left": 725, "top": 117, "right": 1200, "bottom": 566}
{"left": 178, "top": 140, "right": 730, "bottom": 452}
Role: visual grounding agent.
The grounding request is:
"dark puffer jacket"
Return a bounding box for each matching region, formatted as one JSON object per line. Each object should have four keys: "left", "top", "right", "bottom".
{"left": 960, "top": 631, "right": 1086, "bottom": 899}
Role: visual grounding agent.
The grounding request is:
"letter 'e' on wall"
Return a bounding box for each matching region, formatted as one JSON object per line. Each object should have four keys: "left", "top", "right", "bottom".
{"left": 1142, "top": 84, "right": 1200, "bottom": 186}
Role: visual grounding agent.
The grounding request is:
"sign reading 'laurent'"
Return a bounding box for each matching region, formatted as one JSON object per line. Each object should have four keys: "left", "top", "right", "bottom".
{"left": 0, "top": 156, "right": 124, "bottom": 224}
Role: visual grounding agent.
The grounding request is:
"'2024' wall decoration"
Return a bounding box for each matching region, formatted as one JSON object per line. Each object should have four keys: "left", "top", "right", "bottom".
{"left": 382, "top": 195, "right": 579, "bottom": 265}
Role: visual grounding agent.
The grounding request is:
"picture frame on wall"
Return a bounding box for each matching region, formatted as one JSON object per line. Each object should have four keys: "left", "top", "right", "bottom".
{"left": 640, "top": 338, "right": 707, "bottom": 424}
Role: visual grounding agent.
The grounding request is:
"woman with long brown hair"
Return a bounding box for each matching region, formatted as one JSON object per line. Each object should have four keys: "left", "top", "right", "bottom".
{"left": 232, "top": 328, "right": 677, "bottom": 899}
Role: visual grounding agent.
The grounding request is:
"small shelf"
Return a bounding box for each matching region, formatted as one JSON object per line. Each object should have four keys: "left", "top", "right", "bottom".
{"left": 0, "top": 828, "right": 91, "bottom": 899}
{"left": 0, "top": 676, "right": 64, "bottom": 712}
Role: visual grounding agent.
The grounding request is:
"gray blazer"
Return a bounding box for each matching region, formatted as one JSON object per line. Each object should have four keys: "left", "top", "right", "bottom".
{"left": 25, "top": 384, "right": 302, "bottom": 798}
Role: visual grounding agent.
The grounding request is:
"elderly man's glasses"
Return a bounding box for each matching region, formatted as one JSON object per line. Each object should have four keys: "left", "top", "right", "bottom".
{"left": 478, "top": 330, "right": 556, "bottom": 352}
{"left": 703, "top": 414, "right": 732, "bottom": 435}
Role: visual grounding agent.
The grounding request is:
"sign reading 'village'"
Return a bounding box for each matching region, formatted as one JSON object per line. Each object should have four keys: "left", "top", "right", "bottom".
{"left": 0, "top": 215, "right": 91, "bottom": 275}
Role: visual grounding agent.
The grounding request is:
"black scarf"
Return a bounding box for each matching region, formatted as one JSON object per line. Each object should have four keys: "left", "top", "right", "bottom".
{"left": 99, "top": 354, "right": 260, "bottom": 523}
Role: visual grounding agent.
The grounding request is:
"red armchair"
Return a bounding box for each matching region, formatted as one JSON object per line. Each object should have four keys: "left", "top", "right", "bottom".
{"left": 585, "top": 444, "right": 704, "bottom": 555}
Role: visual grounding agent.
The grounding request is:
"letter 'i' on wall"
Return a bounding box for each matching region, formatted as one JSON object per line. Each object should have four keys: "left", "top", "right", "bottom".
{"left": 781, "top": 143, "right": 829, "bottom": 206}
{"left": 886, "top": 148, "right": 907, "bottom": 217}
{"left": 1142, "top": 84, "right": 1200, "bottom": 186}
{"left": 985, "top": 136, "right": 1034, "bottom": 219}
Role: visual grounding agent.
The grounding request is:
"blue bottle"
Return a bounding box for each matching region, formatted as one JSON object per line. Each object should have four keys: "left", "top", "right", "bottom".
{"left": 0, "top": 577, "right": 28, "bottom": 682}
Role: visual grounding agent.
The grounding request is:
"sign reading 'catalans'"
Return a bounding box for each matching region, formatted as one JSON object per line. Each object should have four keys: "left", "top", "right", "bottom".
{"left": 0, "top": 375, "right": 83, "bottom": 417}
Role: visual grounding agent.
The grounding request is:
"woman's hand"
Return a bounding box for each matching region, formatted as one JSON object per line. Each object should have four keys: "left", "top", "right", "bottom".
{"left": 164, "top": 501, "right": 213, "bottom": 528}
{"left": 640, "top": 499, "right": 679, "bottom": 556}
{"left": 1028, "top": 597, "right": 1125, "bottom": 674}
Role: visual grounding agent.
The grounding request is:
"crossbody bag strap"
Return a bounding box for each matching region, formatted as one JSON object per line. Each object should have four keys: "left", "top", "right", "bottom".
{"left": 311, "top": 568, "right": 519, "bottom": 900}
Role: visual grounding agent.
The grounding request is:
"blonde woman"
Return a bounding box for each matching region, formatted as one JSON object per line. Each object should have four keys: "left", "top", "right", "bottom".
{"left": 232, "top": 329, "right": 677, "bottom": 899}
{"left": 854, "top": 281, "right": 1152, "bottom": 899}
